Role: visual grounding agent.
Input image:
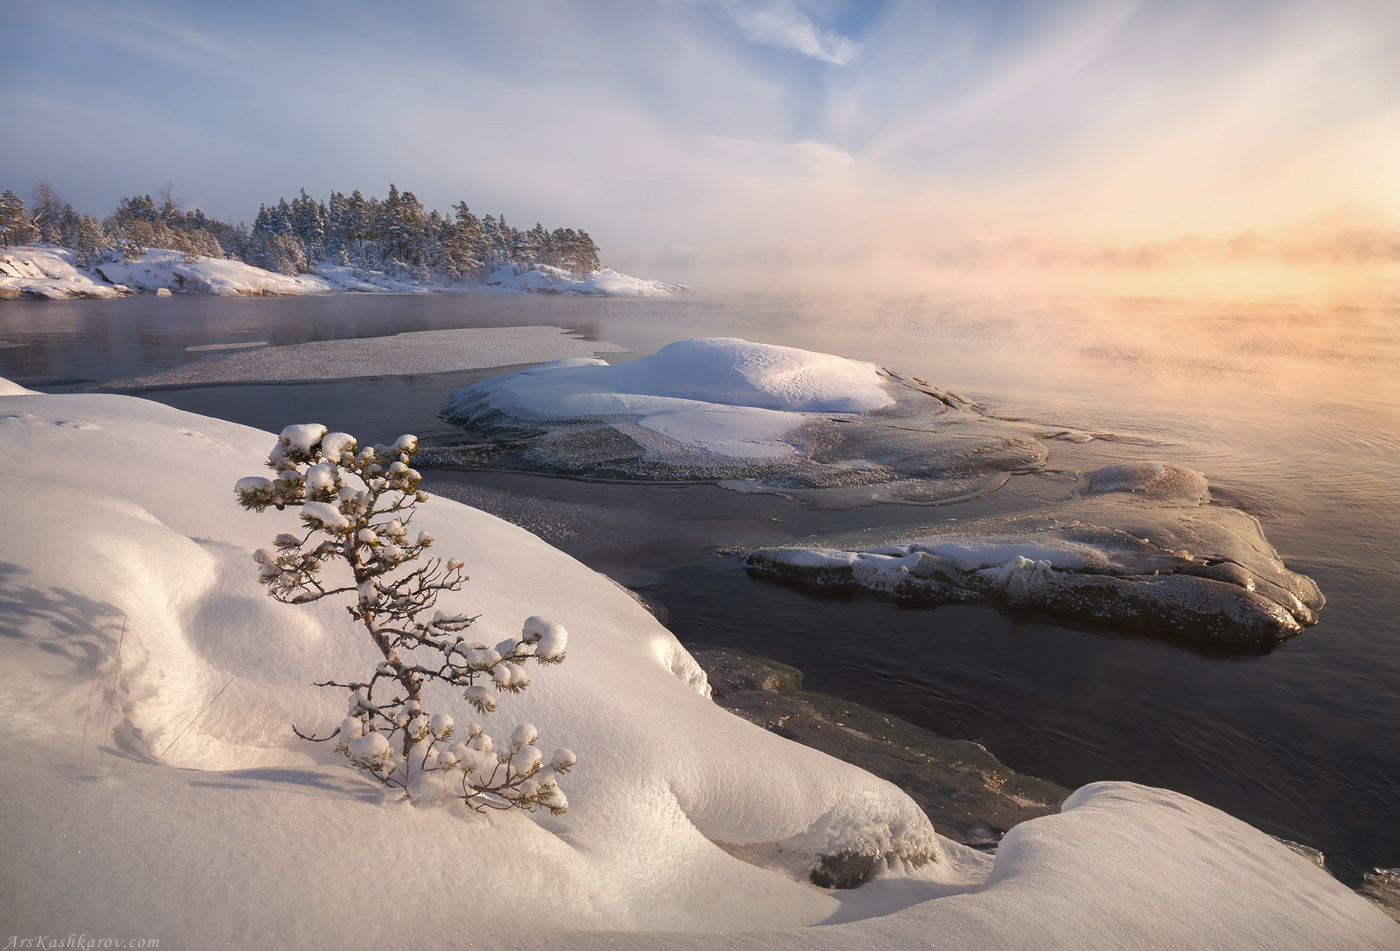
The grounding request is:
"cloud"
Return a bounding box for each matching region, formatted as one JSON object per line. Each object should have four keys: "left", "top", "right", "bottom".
{"left": 717, "top": 0, "right": 859, "bottom": 65}
{"left": 1, "top": 0, "right": 1397, "bottom": 298}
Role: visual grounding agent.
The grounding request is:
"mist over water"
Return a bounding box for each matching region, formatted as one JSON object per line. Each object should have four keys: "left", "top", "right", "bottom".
{"left": 2, "top": 289, "right": 1396, "bottom": 883}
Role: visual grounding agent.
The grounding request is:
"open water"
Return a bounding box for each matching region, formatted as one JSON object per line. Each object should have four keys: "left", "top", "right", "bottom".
{"left": 2, "top": 290, "right": 1396, "bottom": 884}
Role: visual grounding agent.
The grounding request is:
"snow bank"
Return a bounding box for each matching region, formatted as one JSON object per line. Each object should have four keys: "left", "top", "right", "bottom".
{"left": 0, "top": 245, "right": 129, "bottom": 299}
{"left": 0, "top": 385, "right": 1387, "bottom": 948}
{"left": 433, "top": 337, "right": 1045, "bottom": 488}
{"left": 104, "top": 326, "right": 630, "bottom": 388}
{"left": 745, "top": 462, "right": 1324, "bottom": 644}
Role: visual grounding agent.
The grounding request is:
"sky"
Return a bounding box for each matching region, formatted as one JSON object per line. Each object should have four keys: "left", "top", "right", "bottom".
{"left": 3, "top": 0, "right": 1398, "bottom": 294}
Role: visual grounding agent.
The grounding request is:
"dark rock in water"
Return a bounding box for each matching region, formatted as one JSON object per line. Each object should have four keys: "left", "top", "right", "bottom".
{"left": 744, "top": 463, "right": 1323, "bottom": 646}
{"left": 691, "top": 645, "right": 1068, "bottom": 872}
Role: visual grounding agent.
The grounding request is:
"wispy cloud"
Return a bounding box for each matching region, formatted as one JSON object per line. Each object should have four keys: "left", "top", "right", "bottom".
{"left": 717, "top": 0, "right": 859, "bottom": 65}
{"left": 1, "top": 0, "right": 1396, "bottom": 295}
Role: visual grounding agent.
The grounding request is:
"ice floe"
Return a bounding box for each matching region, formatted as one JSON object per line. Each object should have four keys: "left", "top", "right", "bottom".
{"left": 104, "top": 326, "right": 630, "bottom": 388}
{"left": 745, "top": 461, "right": 1324, "bottom": 645}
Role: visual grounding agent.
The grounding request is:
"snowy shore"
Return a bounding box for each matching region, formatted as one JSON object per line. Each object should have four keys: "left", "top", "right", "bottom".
{"left": 0, "top": 244, "right": 687, "bottom": 299}
{"left": 0, "top": 379, "right": 1393, "bottom": 948}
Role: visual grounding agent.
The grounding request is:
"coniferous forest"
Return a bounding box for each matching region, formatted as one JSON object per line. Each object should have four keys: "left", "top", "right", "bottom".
{"left": 0, "top": 182, "right": 602, "bottom": 281}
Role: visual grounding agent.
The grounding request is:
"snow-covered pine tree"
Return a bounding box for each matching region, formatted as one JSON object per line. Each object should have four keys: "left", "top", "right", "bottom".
{"left": 234, "top": 426, "right": 574, "bottom": 811}
{"left": 0, "top": 190, "right": 40, "bottom": 248}
{"left": 574, "top": 230, "right": 601, "bottom": 276}
{"left": 450, "top": 202, "right": 487, "bottom": 279}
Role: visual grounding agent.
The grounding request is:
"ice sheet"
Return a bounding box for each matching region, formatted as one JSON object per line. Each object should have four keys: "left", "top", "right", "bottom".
{"left": 104, "top": 326, "right": 630, "bottom": 388}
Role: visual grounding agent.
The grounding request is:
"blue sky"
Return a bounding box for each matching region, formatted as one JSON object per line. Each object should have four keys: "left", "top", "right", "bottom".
{"left": 3, "top": 0, "right": 1397, "bottom": 288}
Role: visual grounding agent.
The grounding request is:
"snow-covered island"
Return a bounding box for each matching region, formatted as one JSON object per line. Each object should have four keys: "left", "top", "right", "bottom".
{"left": 0, "top": 184, "right": 687, "bottom": 298}
{"left": 0, "top": 373, "right": 1393, "bottom": 949}
{"left": 0, "top": 244, "right": 684, "bottom": 299}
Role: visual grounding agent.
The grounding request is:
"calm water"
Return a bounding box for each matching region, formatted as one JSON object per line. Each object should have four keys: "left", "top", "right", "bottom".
{"left": 2, "top": 291, "right": 1396, "bottom": 884}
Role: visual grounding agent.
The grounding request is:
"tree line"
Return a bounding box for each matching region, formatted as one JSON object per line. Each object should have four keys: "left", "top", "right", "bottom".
{"left": 0, "top": 181, "right": 602, "bottom": 282}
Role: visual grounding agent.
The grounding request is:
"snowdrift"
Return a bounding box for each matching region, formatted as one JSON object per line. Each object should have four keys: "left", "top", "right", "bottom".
{"left": 433, "top": 337, "right": 1046, "bottom": 493}
{"left": 746, "top": 461, "right": 1324, "bottom": 645}
{"left": 0, "top": 385, "right": 1390, "bottom": 949}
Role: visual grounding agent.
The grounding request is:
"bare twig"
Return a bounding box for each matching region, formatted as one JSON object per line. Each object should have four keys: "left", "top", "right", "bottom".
{"left": 106, "top": 728, "right": 142, "bottom": 778}
{"left": 80, "top": 647, "right": 100, "bottom": 766}
{"left": 97, "top": 617, "right": 127, "bottom": 769}
{"left": 146, "top": 677, "right": 234, "bottom": 773}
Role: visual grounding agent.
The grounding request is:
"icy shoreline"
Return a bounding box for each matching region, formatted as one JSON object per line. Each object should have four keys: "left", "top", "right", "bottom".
{"left": 0, "top": 244, "right": 688, "bottom": 300}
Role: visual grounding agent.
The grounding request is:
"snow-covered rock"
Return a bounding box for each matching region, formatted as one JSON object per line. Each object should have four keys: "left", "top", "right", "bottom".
{"left": 0, "top": 383, "right": 1389, "bottom": 949}
{"left": 745, "top": 461, "right": 1323, "bottom": 644}
{"left": 93, "top": 248, "right": 332, "bottom": 296}
{"left": 433, "top": 337, "right": 1046, "bottom": 488}
{"left": 0, "top": 245, "right": 129, "bottom": 299}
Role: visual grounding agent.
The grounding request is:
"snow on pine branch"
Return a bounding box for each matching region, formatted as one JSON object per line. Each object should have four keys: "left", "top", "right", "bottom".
{"left": 235, "top": 423, "right": 573, "bottom": 812}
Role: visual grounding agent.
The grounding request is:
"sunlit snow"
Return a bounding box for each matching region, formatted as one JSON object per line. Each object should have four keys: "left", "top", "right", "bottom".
{"left": 0, "top": 382, "right": 1390, "bottom": 948}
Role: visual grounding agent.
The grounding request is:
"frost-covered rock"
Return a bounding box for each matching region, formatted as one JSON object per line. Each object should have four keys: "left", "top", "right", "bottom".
{"left": 432, "top": 337, "right": 1046, "bottom": 493}
{"left": 745, "top": 462, "right": 1324, "bottom": 644}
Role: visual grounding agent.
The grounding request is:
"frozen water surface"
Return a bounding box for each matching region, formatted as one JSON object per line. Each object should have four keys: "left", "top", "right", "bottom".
{"left": 105, "top": 325, "right": 629, "bottom": 388}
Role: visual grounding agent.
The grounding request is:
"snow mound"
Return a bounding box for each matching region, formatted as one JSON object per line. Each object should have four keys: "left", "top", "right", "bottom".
{"left": 104, "top": 326, "right": 630, "bottom": 388}
{"left": 432, "top": 337, "right": 1046, "bottom": 492}
{"left": 0, "top": 245, "right": 128, "bottom": 299}
{"left": 0, "top": 387, "right": 1388, "bottom": 948}
{"left": 746, "top": 463, "right": 1323, "bottom": 645}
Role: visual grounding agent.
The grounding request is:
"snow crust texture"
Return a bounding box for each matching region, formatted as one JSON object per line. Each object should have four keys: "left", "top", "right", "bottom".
{"left": 0, "top": 245, "right": 682, "bottom": 299}
{"left": 433, "top": 337, "right": 1046, "bottom": 496}
{"left": 746, "top": 461, "right": 1324, "bottom": 644}
{"left": 105, "top": 326, "right": 630, "bottom": 388}
{"left": 0, "top": 384, "right": 1386, "bottom": 949}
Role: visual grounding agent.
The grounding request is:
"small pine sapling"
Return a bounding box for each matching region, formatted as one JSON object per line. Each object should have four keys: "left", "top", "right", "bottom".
{"left": 235, "top": 424, "right": 574, "bottom": 813}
